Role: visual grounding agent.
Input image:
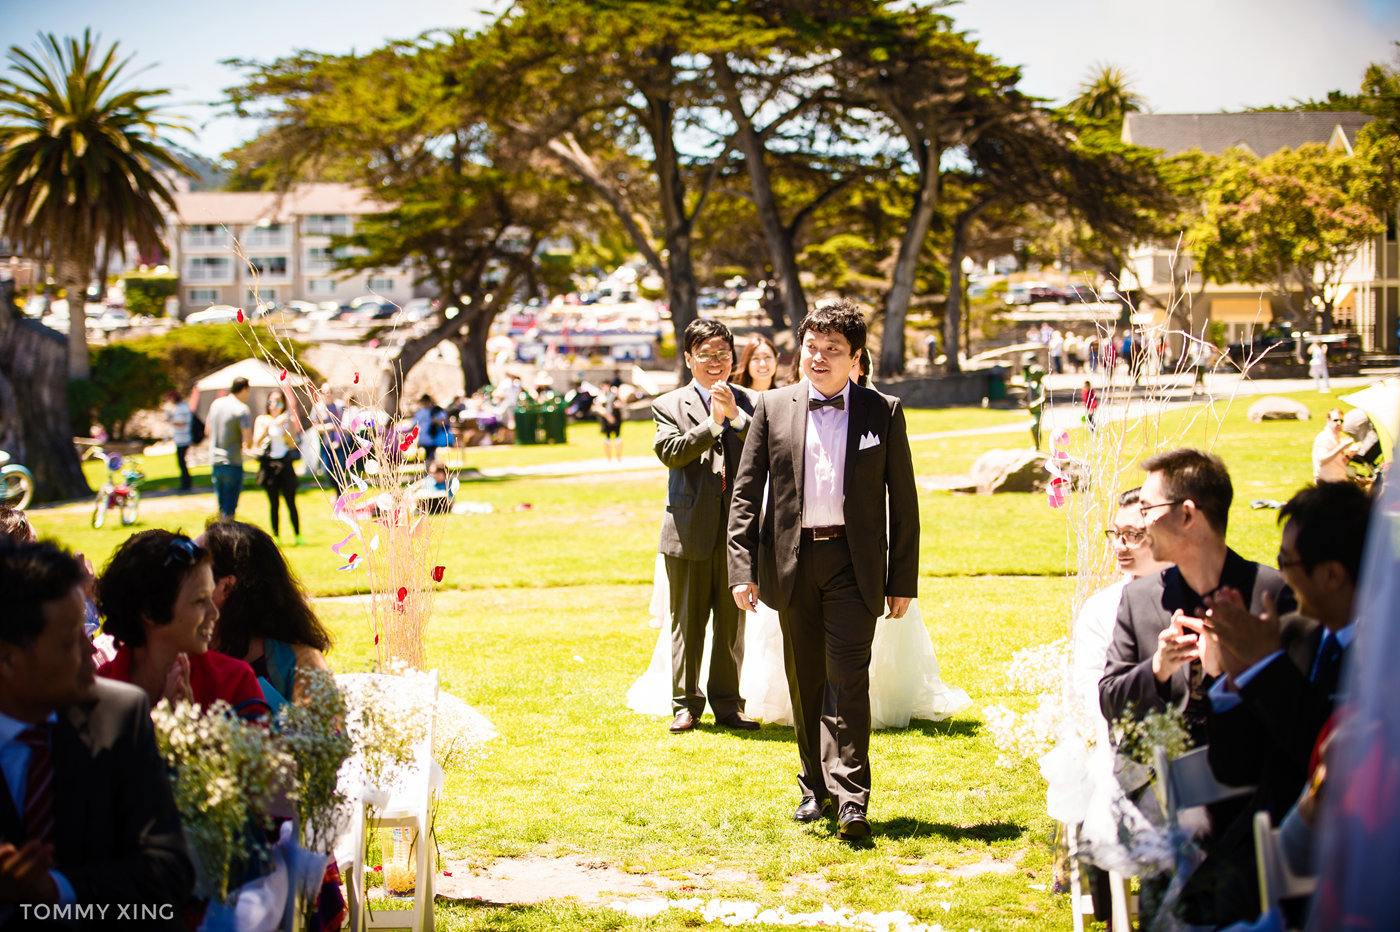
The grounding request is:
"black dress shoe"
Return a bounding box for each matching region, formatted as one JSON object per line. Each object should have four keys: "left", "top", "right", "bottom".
{"left": 716, "top": 712, "right": 760, "bottom": 731}
{"left": 794, "top": 797, "right": 832, "bottom": 823}
{"left": 669, "top": 710, "right": 696, "bottom": 733}
{"left": 837, "top": 803, "right": 870, "bottom": 839}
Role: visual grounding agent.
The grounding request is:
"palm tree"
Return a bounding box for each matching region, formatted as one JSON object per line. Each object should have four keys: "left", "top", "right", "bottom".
{"left": 1069, "top": 63, "right": 1146, "bottom": 125}
{"left": 0, "top": 30, "right": 189, "bottom": 379}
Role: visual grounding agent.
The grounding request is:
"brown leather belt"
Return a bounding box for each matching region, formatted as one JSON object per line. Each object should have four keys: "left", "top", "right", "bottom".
{"left": 801, "top": 525, "right": 846, "bottom": 541}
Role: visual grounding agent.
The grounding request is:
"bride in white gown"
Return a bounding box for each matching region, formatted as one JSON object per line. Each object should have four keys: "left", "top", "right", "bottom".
{"left": 625, "top": 556, "right": 971, "bottom": 728}
{"left": 626, "top": 344, "right": 970, "bottom": 728}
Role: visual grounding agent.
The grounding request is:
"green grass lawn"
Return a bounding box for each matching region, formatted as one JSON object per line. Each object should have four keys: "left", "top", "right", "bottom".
{"left": 28, "top": 389, "right": 1356, "bottom": 931}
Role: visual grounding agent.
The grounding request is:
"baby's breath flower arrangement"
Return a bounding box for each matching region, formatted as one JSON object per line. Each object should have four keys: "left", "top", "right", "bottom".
{"left": 276, "top": 670, "right": 355, "bottom": 855}
{"left": 1111, "top": 704, "right": 1193, "bottom": 767}
{"left": 151, "top": 700, "right": 294, "bottom": 904}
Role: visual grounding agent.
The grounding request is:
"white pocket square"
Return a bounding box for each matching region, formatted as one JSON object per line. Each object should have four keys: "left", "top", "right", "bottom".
{"left": 859, "top": 431, "right": 880, "bottom": 451}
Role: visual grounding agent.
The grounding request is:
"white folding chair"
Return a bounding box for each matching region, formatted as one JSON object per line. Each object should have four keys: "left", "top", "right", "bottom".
{"left": 1067, "top": 822, "right": 1136, "bottom": 931}
{"left": 343, "top": 670, "right": 442, "bottom": 932}
{"left": 1254, "top": 810, "right": 1317, "bottom": 921}
{"left": 1152, "top": 745, "right": 1255, "bottom": 830}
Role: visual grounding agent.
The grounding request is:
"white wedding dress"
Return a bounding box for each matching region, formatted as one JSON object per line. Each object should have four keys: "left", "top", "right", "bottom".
{"left": 626, "top": 555, "right": 971, "bottom": 729}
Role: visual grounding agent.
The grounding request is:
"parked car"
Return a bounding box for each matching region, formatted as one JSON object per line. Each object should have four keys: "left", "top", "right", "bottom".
{"left": 185, "top": 305, "right": 243, "bottom": 325}
{"left": 89, "top": 308, "right": 132, "bottom": 332}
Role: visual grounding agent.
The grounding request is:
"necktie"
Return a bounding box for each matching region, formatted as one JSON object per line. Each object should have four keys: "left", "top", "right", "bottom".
{"left": 809, "top": 396, "right": 844, "bottom": 411}
{"left": 18, "top": 724, "right": 54, "bottom": 845}
{"left": 1313, "top": 633, "right": 1344, "bottom": 697}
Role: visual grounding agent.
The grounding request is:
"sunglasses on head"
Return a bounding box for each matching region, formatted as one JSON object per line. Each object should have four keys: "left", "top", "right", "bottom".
{"left": 164, "top": 537, "right": 199, "bottom": 567}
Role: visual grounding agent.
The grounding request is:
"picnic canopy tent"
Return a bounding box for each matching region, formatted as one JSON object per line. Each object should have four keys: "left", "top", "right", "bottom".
{"left": 189, "top": 358, "right": 312, "bottom": 430}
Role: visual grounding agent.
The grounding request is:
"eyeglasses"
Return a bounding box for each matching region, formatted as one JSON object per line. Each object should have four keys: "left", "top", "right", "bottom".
{"left": 690, "top": 352, "right": 733, "bottom": 364}
{"left": 1138, "top": 500, "right": 1183, "bottom": 518}
{"left": 1104, "top": 527, "right": 1148, "bottom": 544}
{"left": 164, "top": 537, "right": 199, "bottom": 568}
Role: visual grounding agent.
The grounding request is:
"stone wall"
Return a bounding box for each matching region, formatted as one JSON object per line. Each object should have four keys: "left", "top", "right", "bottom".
{"left": 874, "top": 370, "right": 996, "bottom": 407}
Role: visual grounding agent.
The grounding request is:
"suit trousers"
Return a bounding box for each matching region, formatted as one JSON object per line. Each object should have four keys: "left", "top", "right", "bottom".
{"left": 779, "top": 537, "right": 878, "bottom": 811}
{"left": 665, "top": 543, "right": 745, "bottom": 718}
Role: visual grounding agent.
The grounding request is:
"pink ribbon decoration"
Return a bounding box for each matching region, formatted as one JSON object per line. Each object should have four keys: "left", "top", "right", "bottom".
{"left": 344, "top": 435, "right": 373, "bottom": 469}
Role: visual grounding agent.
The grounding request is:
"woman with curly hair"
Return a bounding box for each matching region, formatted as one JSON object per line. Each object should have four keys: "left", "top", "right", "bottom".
{"left": 196, "top": 520, "right": 332, "bottom": 712}
{"left": 95, "top": 529, "right": 268, "bottom": 720}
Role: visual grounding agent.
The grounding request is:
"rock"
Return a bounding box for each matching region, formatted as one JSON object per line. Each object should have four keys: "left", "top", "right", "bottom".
{"left": 969, "top": 448, "right": 1090, "bottom": 494}
{"left": 1247, "top": 397, "right": 1312, "bottom": 422}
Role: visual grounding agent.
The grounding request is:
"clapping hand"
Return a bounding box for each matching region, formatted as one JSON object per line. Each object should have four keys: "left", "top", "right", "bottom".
{"left": 163, "top": 652, "right": 192, "bottom": 705}
{"left": 710, "top": 382, "right": 739, "bottom": 423}
{"left": 0, "top": 840, "right": 57, "bottom": 904}
{"left": 1202, "top": 586, "right": 1282, "bottom": 675}
{"left": 1152, "top": 610, "right": 1201, "bottom": 683}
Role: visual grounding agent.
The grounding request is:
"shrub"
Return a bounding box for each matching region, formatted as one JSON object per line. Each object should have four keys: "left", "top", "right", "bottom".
{"left": 71, "top": 345, "right": 172, "bottom": 440}
{"left": 120, "top": 325, "right": 322, "bottom": 394}
{"left": 122, "top": 272, "right": 179, "bottom": 318}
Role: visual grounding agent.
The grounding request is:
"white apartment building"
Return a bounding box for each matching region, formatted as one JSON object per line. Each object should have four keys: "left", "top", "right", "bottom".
{"left": 168, "top": 183, "right": 417, "bottom": 315}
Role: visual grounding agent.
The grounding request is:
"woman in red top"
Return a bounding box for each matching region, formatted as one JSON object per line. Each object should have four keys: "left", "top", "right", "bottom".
{"left": 95, "top": 529, "right": 268, "bottom": 720}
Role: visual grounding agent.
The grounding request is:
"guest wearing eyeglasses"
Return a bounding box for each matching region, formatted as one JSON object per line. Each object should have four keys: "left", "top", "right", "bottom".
{"left": 1098, "top": 449, "right": 1294, "bottom": 927}
{"left": 94, "top": 530, "right": 268, "bottom": 721}
{"left": 649, "top": 318, "right": 757, "bottom": 733}
{"left": 1311, "top": 408, "right": 1356, "bottom": 484}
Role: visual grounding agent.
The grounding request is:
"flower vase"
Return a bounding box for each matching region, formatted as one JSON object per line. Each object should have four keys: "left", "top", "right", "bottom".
{"left": 379, "top": 826, "right": 416, "bottom": 895}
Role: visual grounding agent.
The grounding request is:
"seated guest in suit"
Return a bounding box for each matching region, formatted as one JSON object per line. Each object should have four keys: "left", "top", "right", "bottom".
{"left": 95, "top": 530, "right": 268, "bottom": 721}
{"left": 1099, "top": 448, "right": 1293, "bottom": 743}
{"left": 1199, "top": 481, "right": 1372, "bottom": 918}
{"left": 1098, "top": 448, "right": 1294, "bottom": 927}
{"left": 196, "top": 520, "right": 332, "bottom": 713}
{"left": 0, "top": 540, "right": 193, "bottom": 919}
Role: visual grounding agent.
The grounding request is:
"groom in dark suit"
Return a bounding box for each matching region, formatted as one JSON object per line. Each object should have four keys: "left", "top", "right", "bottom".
{"left": 728, "top": 301, "right": 920, "bottom": 839}
{"left": 652, "top": 318, "right": 758, "bottom": 734}
{"left": 0, "top": 540, "right": 192, "bottom": 925}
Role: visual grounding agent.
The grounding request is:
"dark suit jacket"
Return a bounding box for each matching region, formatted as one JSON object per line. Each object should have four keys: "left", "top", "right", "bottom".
{"left": 652, "top": 382, "right": 755, "bottom": 559}
{"left": 0, "top": 679, "right": 192, "bottom": 925}
{"left": 1209, "top": 614, "right": 1338, "bottom": 815}
{"left": 1098, "top": 549, "right": 1293, "bottom": 733}
{"left": 727, "top": 380, "right": 919, "bottom": 616}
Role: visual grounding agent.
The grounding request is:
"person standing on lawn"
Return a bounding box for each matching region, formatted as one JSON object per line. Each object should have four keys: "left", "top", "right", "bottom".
{"left": 651, "top": 318, "right": 758, "bottom": 734}
{"left": 207, "top": 377, "right": 254, "bottom": 520}
{"left": 728, "top": 300, "right": 920, "bottom": 841}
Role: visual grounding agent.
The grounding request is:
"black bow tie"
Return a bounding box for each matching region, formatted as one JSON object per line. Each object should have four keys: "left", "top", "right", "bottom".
{"left": 809, "top": 396, "right": 844, "bottom": 411}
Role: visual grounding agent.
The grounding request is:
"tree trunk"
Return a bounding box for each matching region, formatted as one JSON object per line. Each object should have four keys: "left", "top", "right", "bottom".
{"left": 713, "top": 59, "right": 807, "bottom": 340}
{"left": 880, "top": 154, "right": 941, "bottom": 377}
{"left": 55, "top": 252, "right": 92, "bottom": 380}
{"left": 452, "top": 319, "right": 493, "bottom": 396}
{"left": 377, "top": 297, "right": 470, "bottom": 416}
{"left": 944, "top": 246, "right": 965, "bottom": 376}
{"left": 648, "top": 92, "right": 700, "bottom": 378}
{"left": 0, "top": 308, "right": 90, "bottom": 503}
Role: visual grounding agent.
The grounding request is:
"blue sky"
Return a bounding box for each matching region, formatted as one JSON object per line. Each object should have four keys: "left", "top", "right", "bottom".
{"left": 5, "top": 0, "right": 1397, "bottom": 159}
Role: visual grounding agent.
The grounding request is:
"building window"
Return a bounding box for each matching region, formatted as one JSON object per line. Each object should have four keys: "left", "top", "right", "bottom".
{"left": 307, "top": 279, "right": 337, "bottom": 296}
{"left": 304, "top": 214, "right": 351, "bottom": 236}
{"left": 188, "top": 288, "right": 219, "bottom": 305}
{"left": 248, "top": 256, "right": 289, "bottom": 276}
{"left": 183, "top": 224, "right": 230, "bottom": 249}
{"left": 1387, "top": 212, "right": 1396, "bottom": 244}
{"left": 248, "top": 287, "right": 277, "bottom": 306}
{"left": 185, "top": 256, "right": 231, "bottom": 282}
{"left": 244, "top": 223, "right": 290, "bottom": 249}
{"left": 368, "top": 277, "right": 394, "bottom": 291}
{"left": 306, "top": 247, "right": 332, "bottom": 271}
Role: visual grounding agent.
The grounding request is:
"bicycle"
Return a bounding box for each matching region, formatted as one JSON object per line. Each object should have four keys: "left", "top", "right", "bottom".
{"left": 0, "top": 449, "right": 35, "bottom": 509}
{"left": 87, "top": 448, "right": 144, "bottom": 528}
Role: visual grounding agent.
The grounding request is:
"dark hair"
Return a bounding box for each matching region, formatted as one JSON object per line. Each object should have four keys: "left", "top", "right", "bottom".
{"left": 201, "top": 520, "right": 332, "bottom": 659}
{"left": 0, "top": 541, "right": 84, "bottom": 647}
{"left": 0, "top": 507, "right": 35, "bottom": 544}
{"left": 1279, "top": 481, "right": 1373, "bottom": 584}
{"left": 1117, "top": 487, "right": 1142, "bottom": 508}
{"left": 95, "top": 529, "right": 211, "bottom": 648}
{"left": 682, "top": 318, "right": 735, "bottom": 356}
{"left": 734, "top": 334, "right": 778, "bottom": 389}
{"left": 231, "top": 376, "right": 250, "bottom": 394}
{"left": 855, "top": 347, "right": 873, "bottom": 386}
{"left": 1140, "top": 448, "right": 1233, "bottom": 535}
{"left": 797, "top": 300, "right": 867, "bottom": 355}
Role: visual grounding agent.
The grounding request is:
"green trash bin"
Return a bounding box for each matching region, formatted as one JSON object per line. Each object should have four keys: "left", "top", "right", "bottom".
{"left": 542, "top": 400, "right": 568, "bottom": 444}
{"left": 514, "top": 402, "right": 539, "bottom": 445}
{"left": 987, "top": 366, "right": 1008, "bottom": 402}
